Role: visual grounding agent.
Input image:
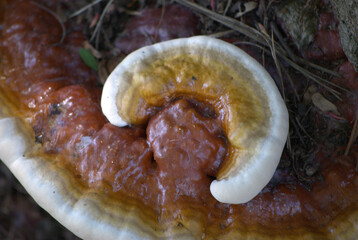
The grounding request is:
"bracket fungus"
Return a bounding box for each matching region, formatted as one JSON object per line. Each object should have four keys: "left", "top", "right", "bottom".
{"left": 1, "top": 0, "right": 358, "bottom": 239}
{"left": 101, "top": 36, "right": 289, "bottom": 204}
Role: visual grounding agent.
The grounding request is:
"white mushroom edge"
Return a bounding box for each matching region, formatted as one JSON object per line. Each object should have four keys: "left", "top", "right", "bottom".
{"left": 101, "top": 36, "right": 289, "bottom": 204}
{"left": 0, "top": 115, "right": 153, "bottom": 239}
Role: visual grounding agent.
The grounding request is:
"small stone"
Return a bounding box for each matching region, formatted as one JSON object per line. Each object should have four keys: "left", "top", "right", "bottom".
{"left": 305, "top": 165, "right": 317, "bottom": 176}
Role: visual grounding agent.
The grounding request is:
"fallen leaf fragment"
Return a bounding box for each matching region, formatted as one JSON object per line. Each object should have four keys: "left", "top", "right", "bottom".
{"left": 234, "top": 1, "right": 258, "bottom": 18}
{"left": 311, "top": 92, "right": 339, "bottom": 115}
{"left": 303, "top": 85, "right": 318, "bottom": 104}
{"left": 83, "top": 41, "right": 102, "bottom": 58}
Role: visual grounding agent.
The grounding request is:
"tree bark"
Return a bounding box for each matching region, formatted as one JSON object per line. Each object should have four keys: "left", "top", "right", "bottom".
{"left": 330, "top": 0, "right": 358, "bottom": 71}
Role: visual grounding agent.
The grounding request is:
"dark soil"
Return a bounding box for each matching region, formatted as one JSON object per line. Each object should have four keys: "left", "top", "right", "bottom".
{"left": 0, "top": 161, "right": 80, "bottom": 240}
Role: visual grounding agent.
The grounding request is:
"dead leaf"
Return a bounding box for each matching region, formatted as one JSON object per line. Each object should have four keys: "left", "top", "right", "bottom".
{"left": 311, "top": 92, "right": 340, "bottom": 115}
{"left": 235, "top": 1, "right": 258, "bottom": 18}
{"left": 303, "top": 85, "right": 318, "bottom": 104}
{"left": 258, "top": 23, "right": 269, "bottom": 38}
{"left": 83, "top": 40, "right": 102, "bottom": 58}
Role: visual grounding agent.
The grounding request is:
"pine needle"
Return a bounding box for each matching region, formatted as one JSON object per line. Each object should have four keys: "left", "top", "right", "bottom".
{"left": 90, "top": 0, "right": 114, "bottom": 43}
{"left": 207, "top": 30, "right": 235, "bottom": 38}
{"left": 69, "top": 0, "right": 103, "bottom": 19}
{"left": 30, "top": 1, "right": 66, "bottom": 46}
{"left": 174, "top": 0, "right": 346, "bottom": 100}
{"left": 345, "top": 115, "right": 358, "bottom": 157}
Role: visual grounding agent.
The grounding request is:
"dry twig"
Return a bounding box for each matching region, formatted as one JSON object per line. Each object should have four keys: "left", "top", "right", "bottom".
{"left": 344, "top": 115, "right": 358, "bottom": 157}
{"left": 90, "top": 0, "right": 115, "bottom": 44}
{"left": 174, "top": 0, "right": 346, "bottom": 99}
{"left": 30, "top": 1, "right": 66, "bottom": 46}
{"left": 69, "top": 0, "right": 103, "bottom": 19}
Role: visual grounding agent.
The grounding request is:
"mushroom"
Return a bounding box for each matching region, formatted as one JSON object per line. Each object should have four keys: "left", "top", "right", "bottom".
{"left": 101, "top": 36, "right": 289, "bottom": 204}
{"left": 2, "top": 1, "right": 358, "bottom": 239}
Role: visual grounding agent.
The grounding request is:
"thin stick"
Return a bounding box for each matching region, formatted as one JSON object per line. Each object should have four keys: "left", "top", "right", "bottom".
{"left": 290, "top": 118, "right": 307, "bottom": 147}
{"left": 69, "top": 0, "right": 103, "bottom": 19}
{"left": 238, "top": 41, "right": 343, "bottom": 99}
{"left": 297, "top": 65, "right": 349, "bottom": 94}
{"left": 223, "top": 0, "right": 232, "bottom": 16}
{"left": 175, "top": 0, "right": 344, "bottom": 100}
{"left": 207, "top": 30, "right": 235, "bottom": 38}
{"left": 30, "top": 1, "right": 66, "bottom": 46}
{"left": 281, "top": 65, "right": 300, "bottom": 101}
{"left": 282, "top": 55, "right": 343, "bottom": 100}
{"left": 298, "top": 58, "right": 342, "bottom": 78}
{"left": 175, "top": 0, "right": 266, "bottom": 44}
{"left": 286, "top": 131, "right": 292, "bottom": 155}
{"left": 270, "top": 21, "right": 297, "bottom": 62}
{"left": 270, "top": 30, "right": 286, "bottom": 100}
{"left": 344, "top": 115, "right": 358, "bottom": 156}
{"left": 295, "top": 116, "right": 317, "bottom": 144}
{"left": 90, "top": 0, "right": 114, "bottom": 43}
{"left": 259, "top": 27, "right": 346, "bottom": 96}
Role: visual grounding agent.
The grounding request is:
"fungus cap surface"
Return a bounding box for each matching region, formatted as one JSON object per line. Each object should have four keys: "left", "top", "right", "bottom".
{"left": 101, "top": 36, "right": 289, "bottom": 204}
{"left": 2, "top": 1, "right": 358, "bottom": 239}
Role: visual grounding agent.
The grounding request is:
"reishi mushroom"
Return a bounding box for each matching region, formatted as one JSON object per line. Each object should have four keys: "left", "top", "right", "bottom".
{"left": 101, "top": 36, "right": 289, "bottom": 204}
{"left": 2, "top": 1, "right": 358, "bottom": 239}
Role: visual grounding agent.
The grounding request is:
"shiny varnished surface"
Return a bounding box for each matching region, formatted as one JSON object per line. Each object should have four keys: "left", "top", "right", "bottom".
{"left": 1, "top": 0, "right": 358, "bottom": 239}
{"left": 147, "top": 98, "right": 227, "bottom": 203}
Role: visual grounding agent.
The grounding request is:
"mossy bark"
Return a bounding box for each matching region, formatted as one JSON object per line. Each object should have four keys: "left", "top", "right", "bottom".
{"left": 330, "top": 0, "right": 358, "bottom": 71}
{"left": 276, "top": 0, "right": 319, "bottom": 50}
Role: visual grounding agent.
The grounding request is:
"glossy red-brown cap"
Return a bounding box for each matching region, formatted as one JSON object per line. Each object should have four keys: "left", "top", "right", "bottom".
{"left": 101, "top": 36, "right": 289, "bottom": 204}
